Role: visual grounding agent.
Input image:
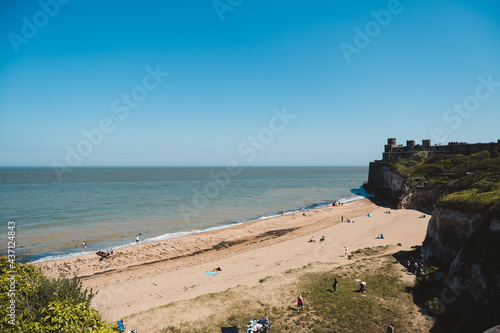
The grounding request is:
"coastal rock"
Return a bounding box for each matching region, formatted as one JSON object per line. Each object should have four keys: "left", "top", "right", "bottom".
{"left": 421, "top": 207, "right": 483, "bottom": 264}
{"left": 423, "top": 207, "right": 500, "bottom": 304}
{"left": 366, "top": 162, "right": 437, "bottom": 210}
{"left": 366, "top": 163, "right": 408, "bottom": 207}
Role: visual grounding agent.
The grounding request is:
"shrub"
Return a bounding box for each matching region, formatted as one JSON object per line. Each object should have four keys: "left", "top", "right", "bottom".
{"left": 0, "top": 257, "right": 112, "bottom": 332}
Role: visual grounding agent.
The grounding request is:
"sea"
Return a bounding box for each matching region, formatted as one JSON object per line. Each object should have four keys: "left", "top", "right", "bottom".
{"left": 0, "top": 166, "right": 370, "bottom": 263}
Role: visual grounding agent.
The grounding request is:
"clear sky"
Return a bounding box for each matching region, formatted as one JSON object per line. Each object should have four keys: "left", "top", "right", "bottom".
{"left": 1, "top": 0, "right": 499, "bottom": 167}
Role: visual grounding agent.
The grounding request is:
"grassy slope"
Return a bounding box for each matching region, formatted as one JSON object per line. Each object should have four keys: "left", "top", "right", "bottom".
{"left": 391, "top": 149, "right": 500, "bottom": 213}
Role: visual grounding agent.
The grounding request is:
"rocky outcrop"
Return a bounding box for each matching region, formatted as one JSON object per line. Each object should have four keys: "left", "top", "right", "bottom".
{"left": 366, "top": 157, "right": 500, "bottom": 304}
{"left": 421, "top": 207, "right": 483, "bottom": 264}
{"left": 398, "top": 186, "right": 443, "bottom": 210}
{"left": 422, "top": 208, "right": 500, "bottom": 304}
{"left": 366, "top": 162, "right": 407, "bottom": 207}
{"left": 366, "top": 161, "right": 438, "bottom": 210}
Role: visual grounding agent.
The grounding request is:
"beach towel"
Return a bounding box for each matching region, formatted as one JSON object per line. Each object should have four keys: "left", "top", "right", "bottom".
{"left": 205, "top": 271, "right": 219, "bottom": 275}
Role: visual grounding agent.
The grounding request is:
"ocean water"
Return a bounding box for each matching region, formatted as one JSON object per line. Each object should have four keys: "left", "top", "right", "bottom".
{"left": 0, "top": 167, "right": 369, "bottom": 262}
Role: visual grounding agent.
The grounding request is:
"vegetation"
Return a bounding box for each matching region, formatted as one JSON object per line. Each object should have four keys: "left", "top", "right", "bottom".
{"left": 392, "top": 148, "right": 500, "bottom": 213}
{"left": 0, "top": 257, "right": 114, "bottom": 332}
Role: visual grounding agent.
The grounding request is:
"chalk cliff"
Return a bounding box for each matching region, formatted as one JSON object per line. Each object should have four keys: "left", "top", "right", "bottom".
{"left": 422, "top": 207, "right": 500, "bottom": 304}
{"left": 366, "top": 161, "right": 440, "bottom": 210}
{"left": 366, "top": 156, "right": 500, "bottom": 304}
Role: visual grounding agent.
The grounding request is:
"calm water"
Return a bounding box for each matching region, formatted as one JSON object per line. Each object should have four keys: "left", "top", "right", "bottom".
{"left": 0, "top": 167, "right": 369, "bottom": 262}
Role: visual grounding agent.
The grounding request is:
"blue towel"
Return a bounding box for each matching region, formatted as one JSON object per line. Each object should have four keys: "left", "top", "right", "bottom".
{"left": 205, "top": 271, "right": 219, "bottom": 275}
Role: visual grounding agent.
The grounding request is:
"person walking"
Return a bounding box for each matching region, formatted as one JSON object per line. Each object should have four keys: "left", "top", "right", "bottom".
{"left": 387, "top": 323, "right": 395, "bottom": 333}
{"left": 297, "top": 293, "right": 304, "bottom": 311}
{"left": 345, "top": 247, "right": 349, "bottom": 258}
{"left": 332, "top": 278, "right": 338, "bottom": 292}
{"left": 136, "top": 236, "right": 139, "bottom": 244}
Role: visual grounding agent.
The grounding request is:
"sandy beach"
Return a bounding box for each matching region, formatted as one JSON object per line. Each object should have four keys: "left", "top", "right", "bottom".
{"left": 37, "top": 197, "right": 430, "bottom": 328}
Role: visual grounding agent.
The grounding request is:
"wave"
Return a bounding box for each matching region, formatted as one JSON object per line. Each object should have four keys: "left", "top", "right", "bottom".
{"left": 31, "top": 188, "right": 370, "bottom": 263}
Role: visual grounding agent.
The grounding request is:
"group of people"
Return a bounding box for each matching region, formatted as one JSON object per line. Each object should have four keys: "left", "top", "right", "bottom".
{"left": 407, "top": 255, "right": 427, "bottom": 276}
{"left": 308, "top": 236, "right": 326, "bottom": 243}
{"left": 377, "top": 233, "right": 385, "bottom": 239}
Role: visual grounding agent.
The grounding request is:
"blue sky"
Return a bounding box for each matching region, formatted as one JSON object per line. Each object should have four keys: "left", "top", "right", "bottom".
{"left": 1, "top": 0, "right": 499, "bottom": 167}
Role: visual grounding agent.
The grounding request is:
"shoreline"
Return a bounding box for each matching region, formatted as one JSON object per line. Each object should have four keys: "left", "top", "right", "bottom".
{"left": 37, "top": 197, "right": 372, "bottom": 278}
{"left": 31, "top": 190, "right": 372, "bottom": 264}
{"left": 37, "top": 196, "right": 431, "bottom": 324}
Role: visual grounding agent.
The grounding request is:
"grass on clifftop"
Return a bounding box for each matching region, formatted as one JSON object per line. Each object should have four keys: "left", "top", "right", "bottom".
{"left": 392, "top": 148, "right": 500, "bottom": 213}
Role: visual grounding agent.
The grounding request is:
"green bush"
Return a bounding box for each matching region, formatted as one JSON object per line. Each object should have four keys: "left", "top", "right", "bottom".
{"left": 0, "top": 257, "right": 113, "bottom": 332}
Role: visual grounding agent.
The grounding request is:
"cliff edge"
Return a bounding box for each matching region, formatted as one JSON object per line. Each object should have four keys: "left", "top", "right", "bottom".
{"left": 365, "top": 146, "right": 500, "bottom": 305}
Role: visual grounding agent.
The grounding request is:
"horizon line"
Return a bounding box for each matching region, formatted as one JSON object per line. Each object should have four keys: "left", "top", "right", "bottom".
{"left": 0, "top": 165, "right": 368, "bottom": 169}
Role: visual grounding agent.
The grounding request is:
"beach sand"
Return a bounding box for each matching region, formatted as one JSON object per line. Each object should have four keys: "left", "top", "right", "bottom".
{"left": 37, "top": 198, "right": 430, "bottom": 326}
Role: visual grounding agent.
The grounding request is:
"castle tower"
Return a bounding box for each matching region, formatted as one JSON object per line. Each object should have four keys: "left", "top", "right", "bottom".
{"left": 422, "top": 139, "right": 431, "bottom": 150}
{"left": 385, "top": 138, "right": 396, "bottom": 153}
{"left": 407, "top": 140, "right": 415, "bottom": 151}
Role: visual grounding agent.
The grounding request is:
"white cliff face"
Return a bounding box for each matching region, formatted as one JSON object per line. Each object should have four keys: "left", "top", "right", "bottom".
{"left": 422, "top": 207, "right": 483, "bottom": 264}
{"left": 423, "top": 208, "right": 500, "bottom": 304}
{"left": 370, "top": 165, "right": 438, "bottom": 209}
{"left": 368, "top": 162, "right": 500, "bottom": 304}
{"left": 382, "top": 165, "right": 407, "bottom": 195}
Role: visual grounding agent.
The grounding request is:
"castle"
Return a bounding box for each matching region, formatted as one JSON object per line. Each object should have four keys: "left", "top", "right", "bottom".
{"left": 381, "top": 138, "right": 499, "bottom": 161}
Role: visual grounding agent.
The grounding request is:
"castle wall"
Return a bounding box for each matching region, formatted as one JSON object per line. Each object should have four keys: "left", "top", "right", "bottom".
{"left": 382, "top": 139, "right": 498, "bottom": 161}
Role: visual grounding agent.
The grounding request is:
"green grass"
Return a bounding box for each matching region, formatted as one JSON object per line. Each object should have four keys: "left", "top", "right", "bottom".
{"left": 391, "top": 150, "right": 500, "bottom": 213}
{"left": 437, "top": 188, "right": 500, "bottom": 213}
{"left": 295, "top": 257, "right": 418, "bottom": 332}
{"left": 350, "top": 245, "right": 391, "bottom": 258}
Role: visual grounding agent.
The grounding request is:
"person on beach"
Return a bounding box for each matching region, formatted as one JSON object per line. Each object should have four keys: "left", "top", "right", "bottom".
{"left": 345, "top": 247, "right": 349, "bottom": 258}
{"left": 297, "top": 293, "right": 304, "bottom": 311}
{"left": 136, "top": 236, "right": 139, "bottom": 243}
{"left": 341, "top": 216, "right": 343, "bottom": 222}
{"left": 332, "top": 278, "right": 338, "bottom": 292}
{"left": 387, "top": 323, "right": 395, "bottom": 333}
{"left": 360, "top": 281, "right": 367, "bottom": 293}
{"left": 82, "top": 242, "right": 87, "bottom": 250}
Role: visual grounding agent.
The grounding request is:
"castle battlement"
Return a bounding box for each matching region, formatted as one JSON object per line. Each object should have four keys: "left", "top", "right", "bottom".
{"left": 381, "top": 138, "right": 499, "bottom": 161}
